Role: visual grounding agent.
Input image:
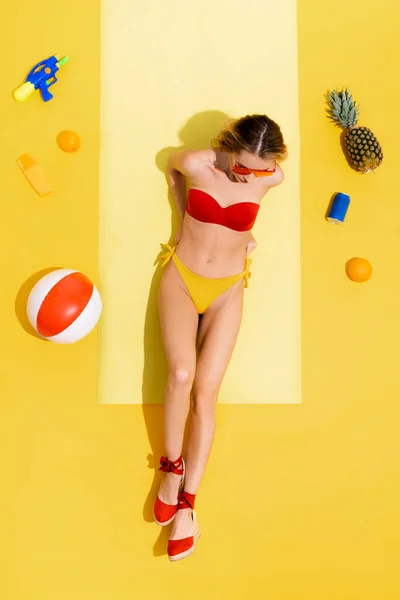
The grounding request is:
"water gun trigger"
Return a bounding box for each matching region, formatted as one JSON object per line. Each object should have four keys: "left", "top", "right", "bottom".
{"left": 46, "top": 75, "right": 58, "bottom": 88}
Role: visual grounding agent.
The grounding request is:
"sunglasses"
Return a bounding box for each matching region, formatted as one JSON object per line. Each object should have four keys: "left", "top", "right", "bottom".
{"left": 232, "top": 163, "right": 276, "bottom": 177}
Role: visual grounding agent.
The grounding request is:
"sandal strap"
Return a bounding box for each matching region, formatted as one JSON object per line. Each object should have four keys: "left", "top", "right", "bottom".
{"left": 159, "top": 455, "right": 184, "bottom": 476}
{"left": 178, "top": 491, "right": 196, "bottom": 510}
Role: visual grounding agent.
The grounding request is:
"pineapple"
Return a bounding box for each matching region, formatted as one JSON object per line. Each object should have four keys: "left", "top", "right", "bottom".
{"left": 327, "top": 88, "right": 383, "bottom": 173}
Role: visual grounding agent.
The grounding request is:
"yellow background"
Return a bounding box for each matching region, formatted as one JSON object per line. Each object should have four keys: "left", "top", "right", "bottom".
{"left": 98, "top": 0, "right": 301, "bottom": 405}
{"left": 2, "top": 1, "right": 400, "bottom": 599}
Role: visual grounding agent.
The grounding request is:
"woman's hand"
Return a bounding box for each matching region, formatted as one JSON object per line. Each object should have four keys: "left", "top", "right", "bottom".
{"left": 246, "top": 234, "right": 257, "bottom": 255}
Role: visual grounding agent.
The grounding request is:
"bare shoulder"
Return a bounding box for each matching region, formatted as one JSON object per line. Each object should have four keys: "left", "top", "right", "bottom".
{"left": 168, "top": 148, "right": 216, "bottom": 177}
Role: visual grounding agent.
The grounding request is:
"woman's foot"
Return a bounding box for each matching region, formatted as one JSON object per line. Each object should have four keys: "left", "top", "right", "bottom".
{"left": 169, "top": 508, "right": 194, "bottom": 542}
{"left": 153, "top": 456, "right": 185, "bottom": 526}
{"left": 168, "top": 492, "right": 200, "bottom": 561}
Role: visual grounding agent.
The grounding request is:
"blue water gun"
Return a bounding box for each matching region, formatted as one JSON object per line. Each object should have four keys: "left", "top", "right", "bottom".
{"left": 13, "top": 54, "right": 69, "bottom": 102}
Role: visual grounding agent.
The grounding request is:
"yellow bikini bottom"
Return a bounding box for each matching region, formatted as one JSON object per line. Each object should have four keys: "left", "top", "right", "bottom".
{"left": 158, "top": 244, "right": 252, "bottom": 314}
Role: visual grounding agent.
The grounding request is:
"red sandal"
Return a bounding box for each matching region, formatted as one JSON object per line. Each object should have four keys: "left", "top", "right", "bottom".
{"left": 168, "top": 491, "right": 200, "bottom": 562}
{"left": 153, "top": 456, "right": 185, "bottom": 526}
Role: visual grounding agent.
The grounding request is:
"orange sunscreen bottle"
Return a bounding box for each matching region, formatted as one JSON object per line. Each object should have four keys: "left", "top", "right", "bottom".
{"left": 17, "top": 154, "right": 51, "bottom": 196}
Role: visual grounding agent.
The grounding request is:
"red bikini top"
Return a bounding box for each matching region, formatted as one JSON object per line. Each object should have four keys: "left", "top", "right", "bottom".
{"left": 186, "top": 189, "right": 260, "bottom": 232}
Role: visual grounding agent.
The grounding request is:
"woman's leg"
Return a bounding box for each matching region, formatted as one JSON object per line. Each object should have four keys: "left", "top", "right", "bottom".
{"left": 157, "top": 262, "right": 199, "bottom": 505}
{"left": 171, "top": 280, "right": 244, "bottom": 539}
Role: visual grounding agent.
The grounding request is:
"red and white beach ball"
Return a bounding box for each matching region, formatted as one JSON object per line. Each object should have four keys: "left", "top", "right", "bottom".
{"left": 27, "top": 269, "right": 102, "bottom": 343}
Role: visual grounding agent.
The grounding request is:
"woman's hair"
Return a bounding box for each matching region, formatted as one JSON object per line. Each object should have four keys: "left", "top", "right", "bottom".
{"left": 213, "top": 114, "right": 287, "bottom": 162}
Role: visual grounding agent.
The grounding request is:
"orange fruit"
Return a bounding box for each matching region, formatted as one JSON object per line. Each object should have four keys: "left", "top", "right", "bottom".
{"left": 56, "top": 130, "right": 81, "bottom": 153}
{"left": 346, "top": 257, "right": 372, "bottom": 282}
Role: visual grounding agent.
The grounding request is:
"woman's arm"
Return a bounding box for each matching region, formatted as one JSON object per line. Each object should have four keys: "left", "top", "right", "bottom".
{"left": 167, "top": 149, "right": 216, "bottom": 221}
{"left": 167, "top": 156, "right": 187, "bottom": 221}
{"left": 267, "top": 164, "right": 285, "bottom": 188}
{"left": 247, "top": 165, "right": 284, "bottom": 254}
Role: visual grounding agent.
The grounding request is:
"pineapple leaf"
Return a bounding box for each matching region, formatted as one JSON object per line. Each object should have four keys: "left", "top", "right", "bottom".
{"left": 326, "top": 88, "right": 359, "bottom": 129}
